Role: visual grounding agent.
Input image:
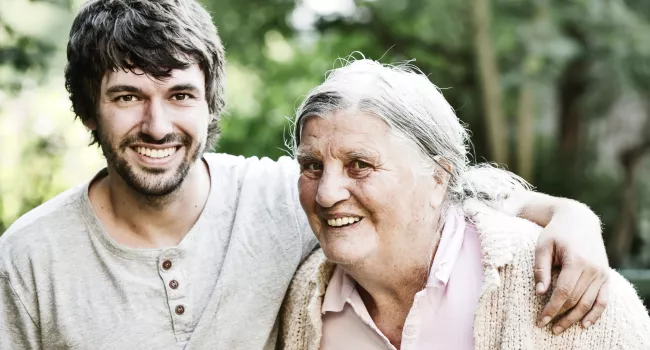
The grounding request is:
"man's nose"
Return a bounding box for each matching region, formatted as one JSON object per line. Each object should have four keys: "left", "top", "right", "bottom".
{"left": 316, "top": 169, "right": 351, "bottom": 208}
{"left": 141, "top": 99, "right": 173, "bottom": 141}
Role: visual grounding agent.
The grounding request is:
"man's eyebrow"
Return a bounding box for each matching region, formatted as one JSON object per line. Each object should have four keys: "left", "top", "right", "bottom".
{"left": 169, "top": 84, "right": 201, "bottom": 93}
{"left": 105, "top": 85, "right": 141, "bottom": 95}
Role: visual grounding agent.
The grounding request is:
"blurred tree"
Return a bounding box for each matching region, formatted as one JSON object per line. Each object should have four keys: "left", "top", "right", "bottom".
{"left": 0, "top": 0, "right": 77, "bottom": 231}
{"left": 473, "top": 0, "right": 508, "bottom": 165}
{"left": 0, "top": 0, "right": 72, "bottom": 91}
{"left": 1, "top": 0, "right": 649, "bottom": 270}
{"left": 0, "top": 26, "right": 55, "bottom": 91}
{"left": 202, "top": 0, "right": 650, "bottom": 267}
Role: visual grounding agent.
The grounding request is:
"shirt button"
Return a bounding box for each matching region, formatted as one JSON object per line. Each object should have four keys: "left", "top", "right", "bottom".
{"left": 175, "top": 305, "right": 185, "bottom": 315}
{"left": 169, "top": 280, "right": 179, "bottom": 289}
{"left": 162, "top": 260, "right": 172, "bottom": 270}
{"left": 404, "top": 325, "right": 416, "bottom": 337}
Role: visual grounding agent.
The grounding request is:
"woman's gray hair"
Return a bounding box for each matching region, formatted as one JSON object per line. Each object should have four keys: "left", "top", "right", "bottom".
{"left": 291, "top": 58, "right": 530, "bottom": 206}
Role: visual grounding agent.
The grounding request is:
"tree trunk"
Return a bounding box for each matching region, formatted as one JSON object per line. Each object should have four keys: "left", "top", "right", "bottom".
{"left": 472, "top": 0, "right": 508, "bottom": 164}
{"left": 558, "top": 56, "right": 588, "bottom": 159}
{"left": 557, "top": 23, "right": 589, "bottom": 162}
{"left": 608, "top": 140, "right": 650, "bottom": 267}
{"left": 516, "top": 82, "right": 535, "bottom": 181}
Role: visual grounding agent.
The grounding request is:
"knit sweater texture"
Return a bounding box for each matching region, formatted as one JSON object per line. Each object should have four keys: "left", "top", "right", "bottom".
{"left": 278, "top": 199, "right": 650, "bottom": 349}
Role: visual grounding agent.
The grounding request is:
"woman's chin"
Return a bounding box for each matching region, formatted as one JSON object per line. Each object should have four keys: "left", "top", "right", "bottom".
{"left": 320, "top": 240, "right": 375, "bottom": 266}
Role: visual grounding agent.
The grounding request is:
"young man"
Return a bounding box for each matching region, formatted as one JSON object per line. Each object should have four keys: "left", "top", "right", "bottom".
{"left": 0, "top": 0, "right": 610, "bottom": 348}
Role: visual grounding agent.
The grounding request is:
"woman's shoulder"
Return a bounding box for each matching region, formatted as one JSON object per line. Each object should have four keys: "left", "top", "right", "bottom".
{"left": 278, "top": 248, "right": 331, "bottom": 350}
{"left": 463, "top": 199, "right": 542, "bottom": 269}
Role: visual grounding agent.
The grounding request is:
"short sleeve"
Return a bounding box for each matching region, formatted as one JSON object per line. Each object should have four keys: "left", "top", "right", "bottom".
{"left": 0, "top": 274, "right": 41, "bottom": 349}
{"left": 276, "top": 156, "right": 319, "bottom": 262}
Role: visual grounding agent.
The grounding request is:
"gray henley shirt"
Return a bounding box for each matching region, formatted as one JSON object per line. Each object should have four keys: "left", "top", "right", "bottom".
{"left": 0, "top": 153, "right": 317, "bottom": 349}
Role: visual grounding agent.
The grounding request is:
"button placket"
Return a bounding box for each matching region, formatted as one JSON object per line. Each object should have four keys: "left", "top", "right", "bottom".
{"left": 401, "top": 293, "right": 423, "bottom": 348}
{"left": 158, "top": 251, "right": 193, "bottom": 337}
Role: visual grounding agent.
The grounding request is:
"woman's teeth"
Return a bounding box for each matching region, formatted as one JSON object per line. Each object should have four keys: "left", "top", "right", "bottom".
{"left": 135, "top": 147, "right": 177, "bottom": 159}
{"left": 327, "top": 217, "right": 361, "bottom": 227}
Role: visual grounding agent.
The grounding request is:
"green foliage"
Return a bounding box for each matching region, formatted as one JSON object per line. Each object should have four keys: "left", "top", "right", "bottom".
{"left": 1, "top": 0, "right": 649, "bottom": 271}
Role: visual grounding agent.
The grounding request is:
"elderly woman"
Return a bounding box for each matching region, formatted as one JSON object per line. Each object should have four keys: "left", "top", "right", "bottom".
{"left": 279, "top": 60, "right": 650, "bottom": 350}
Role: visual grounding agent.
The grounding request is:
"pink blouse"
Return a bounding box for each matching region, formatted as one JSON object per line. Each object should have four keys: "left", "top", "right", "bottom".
{"left": 321, "top": 208, "right": 484, "bottom": 350}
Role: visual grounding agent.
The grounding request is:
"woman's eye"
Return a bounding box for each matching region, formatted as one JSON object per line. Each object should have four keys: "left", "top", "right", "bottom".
{"left": 351, "top": 160, "right": 370, "bottom": 169}
{"left": 305, "top": 163, "right": 323, "bottom": 171}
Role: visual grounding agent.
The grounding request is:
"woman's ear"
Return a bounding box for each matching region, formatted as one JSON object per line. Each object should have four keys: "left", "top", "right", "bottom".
{"left": 433, "top": 156, "right": 452, "bottom": 185}
{"left": 430, "top": 157, "right": 453, "bottom": 207}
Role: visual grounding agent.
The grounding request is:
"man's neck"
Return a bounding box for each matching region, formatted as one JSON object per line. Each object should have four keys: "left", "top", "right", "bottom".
{"left": 89, "top": 159, "right": 211, "bottom": 249}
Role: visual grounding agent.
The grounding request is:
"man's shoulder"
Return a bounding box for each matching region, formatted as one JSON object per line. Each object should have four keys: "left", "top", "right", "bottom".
{"left": 204, "top": 152, "right": 299, "bottom": 191}
{"left": 0, "top": 184, "right": 87, "bottom": 273}
{"left": 204, "top": 152, "right": 298, "bottom": 174}
{"left": 3, "top": 184, "right": 85, "bottom": 236}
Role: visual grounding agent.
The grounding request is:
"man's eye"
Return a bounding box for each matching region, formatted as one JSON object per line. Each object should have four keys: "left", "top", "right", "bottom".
{"left": 351, "top": 160, "right": 370, "bottom": 169}
{"left": 116, "top": 95, "right": 137, "bottom": 102}
{"left": 171, "top": 93, "right": 192, "bottom": 101}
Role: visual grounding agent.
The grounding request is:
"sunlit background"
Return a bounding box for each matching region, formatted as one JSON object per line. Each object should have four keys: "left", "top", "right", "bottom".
{"left": 1, "top": 0, "right": 649, "bottom": 301}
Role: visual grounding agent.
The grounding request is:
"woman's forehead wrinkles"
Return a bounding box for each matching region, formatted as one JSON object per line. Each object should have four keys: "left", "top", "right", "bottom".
{"left": 327, "top": 141, "right": 382, "bottom": 161}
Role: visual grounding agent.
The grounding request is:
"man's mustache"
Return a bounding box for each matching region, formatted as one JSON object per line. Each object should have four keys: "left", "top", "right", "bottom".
{"left": 119, "top": 133, "right": 191, "bottom": 148}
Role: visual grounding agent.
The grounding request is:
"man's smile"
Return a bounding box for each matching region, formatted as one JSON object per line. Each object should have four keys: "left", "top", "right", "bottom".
{"left": 134, "top": 146, "right": 179, "bottom": 159}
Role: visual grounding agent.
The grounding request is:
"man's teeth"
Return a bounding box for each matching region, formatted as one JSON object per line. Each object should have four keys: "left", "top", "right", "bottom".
{"left": 135, "top": 147, "right": 177, "bottom": 159}
{"left": 327, "top": 217, "right": 361, "bottom": 227}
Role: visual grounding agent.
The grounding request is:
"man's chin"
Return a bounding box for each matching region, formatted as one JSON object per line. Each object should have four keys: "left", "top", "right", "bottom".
{"left": 129, "top": 180, "right": 183, "bottom": 197}
{"left": 120, "top": 167, "right": 186, "bottom": 198}
{"left": 109, "top": 144, "right": 201, "bottom": 199}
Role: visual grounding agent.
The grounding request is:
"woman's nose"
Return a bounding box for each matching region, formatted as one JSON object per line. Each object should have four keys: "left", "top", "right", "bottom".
{"left": 316, "top": 169, "right": 351, "bottom": 208}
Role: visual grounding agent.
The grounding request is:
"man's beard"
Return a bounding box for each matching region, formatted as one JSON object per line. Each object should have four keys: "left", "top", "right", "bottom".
{"left": 98, "top": 129, "right": 204, "bottom": 198}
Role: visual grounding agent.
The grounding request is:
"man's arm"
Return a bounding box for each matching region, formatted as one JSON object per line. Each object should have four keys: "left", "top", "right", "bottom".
{"left": 503, "top": 190, "right": 609, "bottom": 334}
{"left": 0, "top": 274, "right": 41, "bottom": 349}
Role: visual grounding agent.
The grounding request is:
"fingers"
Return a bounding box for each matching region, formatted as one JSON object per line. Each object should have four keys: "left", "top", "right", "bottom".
{"left": 537, "top": 266, "right": 580, "bottom": 328}
{"left": 581, "top": 279, "right": 609, "bottom": 328}
{"left": 550, "top": 272, "right": 597, "bottom": 334}
{"left": 533, "top": 238, "right": 554, "bottom": 295}
{"left": 556, "top": 271, "right": 594, "bottom": 316}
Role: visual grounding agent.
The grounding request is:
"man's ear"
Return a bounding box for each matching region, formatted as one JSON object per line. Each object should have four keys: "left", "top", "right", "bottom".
{"left": 83, "top": 118, "right": 97, "bottom": 131}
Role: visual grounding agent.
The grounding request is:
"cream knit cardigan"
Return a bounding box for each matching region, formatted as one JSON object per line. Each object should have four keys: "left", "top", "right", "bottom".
{"left": 278, "top": 200, "right": 650, "bottom": 350}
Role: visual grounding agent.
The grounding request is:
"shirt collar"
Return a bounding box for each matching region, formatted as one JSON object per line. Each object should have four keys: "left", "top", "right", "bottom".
{"left": 322, "top": 207, "right": 467, "bottom": 313}
{"left": 426, "top": 206, "right": 466, "bottom": 288}
{"left": 322, "top": 265, "right": 356, "bottom": 314}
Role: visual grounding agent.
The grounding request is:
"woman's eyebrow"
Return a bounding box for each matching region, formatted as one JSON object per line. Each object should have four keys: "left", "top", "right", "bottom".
{"left": 295, "top": 149, "right": 320, "bottom": 163}
{"left": 346, "top": 150, "right": 379, "bottom": 161}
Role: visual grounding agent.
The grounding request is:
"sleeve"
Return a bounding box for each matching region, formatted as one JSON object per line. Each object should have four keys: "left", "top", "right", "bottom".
{"left": 484, "top": 188, "right": 528, "bottom": 217}
{"left": 277, "top": 156, "right": 319, "bottom": 262}
{"left": 294, "top": 196, "right": 319, "bottom": 262}
{"left": 540, "top": 270, "right": 650, "bottom": 349}
{"left": 610, "top": 272, "right": 650, "bottom": 348}
{"left": 0, "top": 274, "right": 41, "bottom": 349}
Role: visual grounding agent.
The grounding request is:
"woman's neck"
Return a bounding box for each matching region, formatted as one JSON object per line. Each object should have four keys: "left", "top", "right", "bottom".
{"left": 351, "top": 262, "right": 430, "bottom": 348}
{"left": 343, "top": 235, "right": 443, "bottom": 348}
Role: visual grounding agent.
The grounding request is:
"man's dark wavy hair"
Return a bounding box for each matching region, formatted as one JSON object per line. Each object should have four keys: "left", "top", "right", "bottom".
{"left": 65, "top": 0, "right": 225, "bottom": 149}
